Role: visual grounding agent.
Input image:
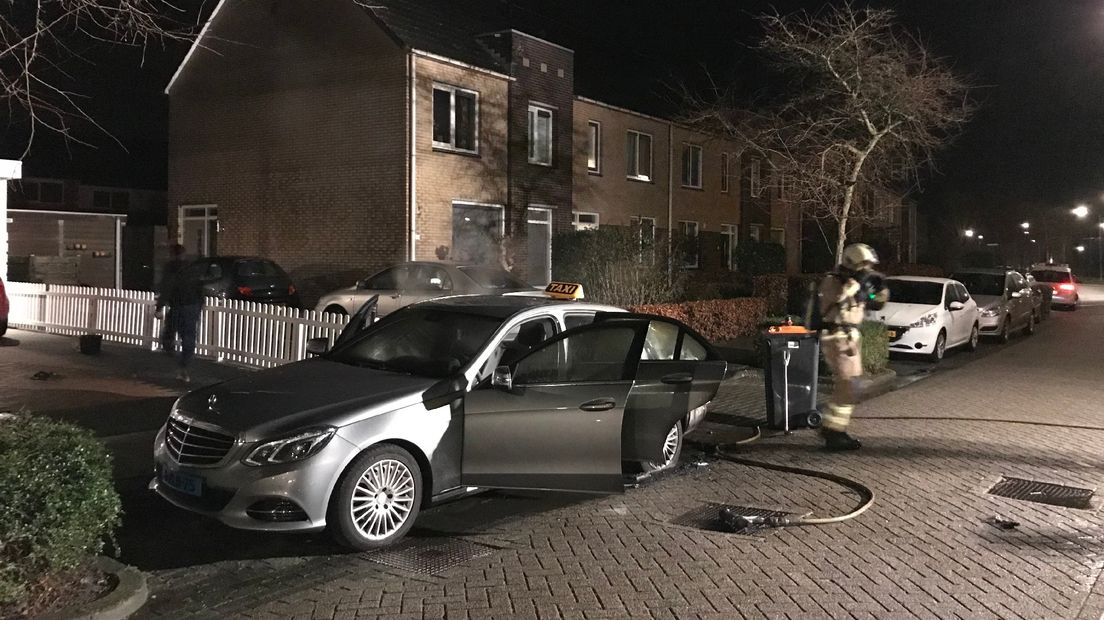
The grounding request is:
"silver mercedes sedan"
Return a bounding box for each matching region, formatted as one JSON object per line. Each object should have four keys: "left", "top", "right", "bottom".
{"left": 151, "top": 295, "right": 726, "bottom": 550}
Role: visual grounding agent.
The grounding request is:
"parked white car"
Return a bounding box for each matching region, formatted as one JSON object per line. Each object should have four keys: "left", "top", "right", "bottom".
{"left": 867, "top": 276, "right": 980, "bottom": 362}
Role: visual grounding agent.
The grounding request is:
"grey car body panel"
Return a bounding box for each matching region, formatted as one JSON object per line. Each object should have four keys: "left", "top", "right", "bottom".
{"left": 175, "top": 358, "right": 436, "bottom": 442}
{"left": 625, "top": 359, "right": 726, "bottom": 463}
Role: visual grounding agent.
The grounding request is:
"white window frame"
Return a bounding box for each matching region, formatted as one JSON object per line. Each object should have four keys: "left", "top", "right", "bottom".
{"left": 528, "top": 104, "right": 554, "bottom": 166}
{"left": 630, "top": 215, "right": 656, "bottom": 264}
{"left": 432, "top": 83, "right": 480, "bottom": 154}
{"left": 626, "top": 130, "right": 653, "bottom": 182}
{"left": 679, "top": 220, "right": 700, "bottom": 269}
{"left": 681, "top": 143, "right": 703, "bottom": 189}
{"left": 748, "top": 223, "right": 763, "bottom": 242}
{"left": 178, "top": 204, "right": 219, "bottom": 256}
{"left": 721, "top": 223, "right": 738, "bottom": 270}
{"left": 721, "top": 153, "right": 731, "bottom": 193}
{"left": 587, "top": 120, "right": 602, "bottom": 174}
{"left": 750, "top": 158, "right": 762, "bottom": 197}
{"left": 527, "top": 207, "right": 553, "bottom": 285}
{"left": 573, "top": 211, "right": 600, "bottom": 231}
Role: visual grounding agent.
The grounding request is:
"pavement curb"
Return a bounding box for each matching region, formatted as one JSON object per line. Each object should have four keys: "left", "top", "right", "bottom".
{"left": 856, "top": 369, "right": 898, "bottom": 402}
{"left": 37, "top": 556, "right": 148, "bottom": 620}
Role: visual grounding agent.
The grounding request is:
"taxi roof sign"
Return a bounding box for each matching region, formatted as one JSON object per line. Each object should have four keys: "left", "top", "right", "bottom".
{"left": 544, "top": 281, "right": 585, "bottom": 300}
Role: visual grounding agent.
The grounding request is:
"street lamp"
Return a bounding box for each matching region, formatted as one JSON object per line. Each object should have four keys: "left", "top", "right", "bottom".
{"left": 1076, "top": 245, "right": 1086, "bottom": 252}
{"left": 964, "top": 228, "right": 975, "bottom": 238}
{"left": 1021, "top": 221, "right": 1031, "bottom": 229}
{"left": 1073, "top": 205, "right": 1090, "bottom": 219}
{"left": 1071, "top": 203, "right": 1102, "bottom": 279}
{"left": 978, "top": 235, "right": 985, "bottom": 240}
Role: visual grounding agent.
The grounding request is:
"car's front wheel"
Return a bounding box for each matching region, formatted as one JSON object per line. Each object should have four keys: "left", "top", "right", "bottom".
{"left": 1024, "top": 313, "right": 1036, "bottom": 335}
{"left": 998, "top": 317, "right": 1011, "bottom": 343}
{"left": 642, "top": 421, "right": 683, "bottom": 474}
{"left": 324, "top": 305, "right": 348, "bottom": 316}
{"left": 928, "top": 330, "right": 947, "bottom": 363}
{"left": 330, "top": 444, "right": 422, "bottom": 551}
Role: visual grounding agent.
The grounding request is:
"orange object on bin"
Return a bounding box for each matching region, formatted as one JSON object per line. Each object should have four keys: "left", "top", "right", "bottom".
{"left": 767, "top": 325, "right": 812, "bottom": 334}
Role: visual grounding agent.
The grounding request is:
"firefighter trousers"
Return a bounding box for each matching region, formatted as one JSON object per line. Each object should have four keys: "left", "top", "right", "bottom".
{"left": 820, "top": 330, "right": 863, "bottom": 432}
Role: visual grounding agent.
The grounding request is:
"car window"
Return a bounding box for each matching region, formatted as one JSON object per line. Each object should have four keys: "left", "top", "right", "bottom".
{"left": 1010, "top": 273, "right": 1026, "bottom": 289}
{"left": 482, "top": 317, "right": 557, "bottom": 377}
{"left": 641, "top": 321, "right": 679, "bottom": 360}
{"left": 236, "top": 260, "right": 282, "bottom": 278}
{"left": 563, "top": 313, "right": 595, "bottom": 330}
{"left": 201, "top": 262, "right": 222, "bottom": 281}
{"left": 1030, "top": 270, "right": 1072, "bottom": 283}
{"left": 954, "top": 283, "right": 970, "bottom": 303}
{"left": 457, "top": 266, "right": 529, "bottom": 290}
{"left": 407, "top": 265, "right": 453, "bottom": 292}
{"left": 886, "top": 280, "right": 943, "bottom": 305}
{"left": 328, "top": 308, "right": 502, "bottom": 378}
{"left": 514, "top": 326, "right": 636, "bottom": 385}
{"left": 365, "top": 266, "right": 404, "bottom": 290}
{"left": 952, "top": 273, "right": 1004, "bottom": 297}
{"left": 680, "top": 333, "right": 709, "bottom": 361}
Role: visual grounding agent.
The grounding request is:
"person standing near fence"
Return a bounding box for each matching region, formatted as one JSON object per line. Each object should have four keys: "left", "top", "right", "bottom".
{"left": 156, "top": 244, "right": 204, "bottom": 383}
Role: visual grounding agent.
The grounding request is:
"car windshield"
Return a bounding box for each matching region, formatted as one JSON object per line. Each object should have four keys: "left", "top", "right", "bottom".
{"left": 1030, "top": 270, "right": 1071, "bottom": 284}
{"left": 458, "top": 266, "right": 528, "bottom": 289}
{"left": 886, "top": 280, "right": 943, "bottom": 306}
{"left": 953, "top": 273, "right": 1004, "bottom": 297}
{"left": 236, "top": 260, "right": 283, "bottom": 278}
{"left": 328, "top": 308, "right": 502, "bottom": 377}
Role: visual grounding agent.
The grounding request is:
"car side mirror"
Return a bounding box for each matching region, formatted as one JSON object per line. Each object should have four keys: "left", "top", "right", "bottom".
{"left": 305, "top": 337, "right": 329, "bottom": 356}
{"left": 492, "top": 365, "right": 513, "bottom": 391}
{"left": 948, "top": 301, "right": 965, "bottom": 311}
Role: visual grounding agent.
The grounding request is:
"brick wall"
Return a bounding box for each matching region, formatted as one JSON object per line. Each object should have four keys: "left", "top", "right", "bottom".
{"left": 168, "top": 0, "right": 408, "bottom": 305}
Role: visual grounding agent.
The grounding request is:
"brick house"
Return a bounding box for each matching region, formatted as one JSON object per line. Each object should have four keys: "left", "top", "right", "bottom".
{"left": 167, "top": 0, "right": 805, "bottom": 302}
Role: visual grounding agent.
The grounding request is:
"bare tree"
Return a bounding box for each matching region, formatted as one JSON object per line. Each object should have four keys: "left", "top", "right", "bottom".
{"left": 1, "top": 0, "right": 194, "bottom": 155}
{"left": 684, "top": 3, "right": 972, "bottom": 264}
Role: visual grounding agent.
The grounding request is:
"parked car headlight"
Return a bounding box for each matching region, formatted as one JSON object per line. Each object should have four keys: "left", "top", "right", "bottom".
{"left": 979, "top": 307, "right": 999, "bottom": 317}
{"left": 243, "top": 428, "right": 335, "bottom": 466}
{"left": 909, "top": 313, "right": 937, "bottom": 328}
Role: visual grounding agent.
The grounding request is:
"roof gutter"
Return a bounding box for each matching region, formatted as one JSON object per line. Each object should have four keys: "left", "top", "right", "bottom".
{"left": 164, "top": 0, "right": 227, "bottom": 94}
{"left": 408, "top": 52, "right": 417, "bottom": 261}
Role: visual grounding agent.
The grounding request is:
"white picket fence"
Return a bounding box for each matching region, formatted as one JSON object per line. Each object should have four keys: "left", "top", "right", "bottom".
{"left": 6, "top": 282, "right": 350, "bottom": 369}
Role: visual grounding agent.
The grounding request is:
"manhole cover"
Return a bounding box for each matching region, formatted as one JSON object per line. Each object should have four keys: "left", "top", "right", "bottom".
{"left": 987, "top": 477, "right": 1094, "bottom": 510}
{"left": 670, "top": 502, "right": 790, "bottom": 534}
{"left": 365, "top": 537, "right": 495, "bottom": 575}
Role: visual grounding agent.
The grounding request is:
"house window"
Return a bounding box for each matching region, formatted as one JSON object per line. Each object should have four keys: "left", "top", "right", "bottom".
{"left": 779, "top": 174, "right": 792, "bottom": 200}
{"left": 528, "top": 104, "right": 553, "bottom": 166}
{"left": 629, "top": 216, "right": 656, "bottom": 264}
{"left": 749, "top": 223, "right": 763, "bottom": 242}
{"left": 721, "top": 224, "right": 738, "bottom": 270}
{"left": 749, "top": 159, "right": 762, "bottom": 197}
{"left": 721, "top": 153, "right": 731, "bottom": 193}
{"left": 586, "top": 121, "right": 601, "bottom": 174}
{"left": 432, "top": 84, "right": 479, "bottom": 153}
{"left": 770, "top": 227, "right": 786, "bottom": 246}
{"left": 626, "top": 130, "right": 653, "bottom": 181}
{"left": 679, "top": 221, "right": 700, "bottom": 268}
{"left": 573, "top": 211, "right": 600, "bottom": 231}
{"left": 681, "top": 144, "right": 702, "bottom": 189}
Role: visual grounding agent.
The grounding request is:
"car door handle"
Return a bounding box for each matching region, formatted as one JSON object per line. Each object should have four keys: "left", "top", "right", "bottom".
{"left": 390, "top": 294, "right": 401, "bottom": 299}
{"left": 661, "top": 372, "right": 694, "bottom": 385}
{"left": 579, "top": 398, "right": 616, "bottom": 412}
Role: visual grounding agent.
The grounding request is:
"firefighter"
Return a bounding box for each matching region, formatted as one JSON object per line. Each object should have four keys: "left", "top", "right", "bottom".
{"left": 818, "top": 243, "right": 889, "bottom": 451}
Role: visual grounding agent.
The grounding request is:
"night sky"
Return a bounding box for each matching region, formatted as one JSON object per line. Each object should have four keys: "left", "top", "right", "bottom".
{"left": 5, "top": 1, "right": 1103, "bottom": 249}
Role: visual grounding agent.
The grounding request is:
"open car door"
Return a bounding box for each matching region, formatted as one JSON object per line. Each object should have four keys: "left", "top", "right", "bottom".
{"left": 461, "top": 321, "right": 647, "bottom": 494}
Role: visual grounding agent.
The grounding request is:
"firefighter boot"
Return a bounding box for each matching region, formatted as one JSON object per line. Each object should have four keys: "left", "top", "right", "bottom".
{"left": 821, "top": 428, "right": 862, "bottom": 451}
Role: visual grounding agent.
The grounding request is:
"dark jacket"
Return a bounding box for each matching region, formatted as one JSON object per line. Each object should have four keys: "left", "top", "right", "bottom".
{"left": 157, "top": 258, "right": 205, "bottom": 309}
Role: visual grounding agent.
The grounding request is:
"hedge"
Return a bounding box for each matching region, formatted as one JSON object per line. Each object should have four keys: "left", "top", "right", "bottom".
{"left": 752, "top": 274, "right": 788, "bottom": 316}
{"left": 630, "top": 297, "right": 769, "bottom": 342}
{"left": 860, "top": 320, "right": 890, "bottom": 375}
{"left": 0, "top": 415, "right": 121, "bottom": 606}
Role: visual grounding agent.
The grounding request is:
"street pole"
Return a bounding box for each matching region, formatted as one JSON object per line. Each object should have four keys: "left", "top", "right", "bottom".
{"left": 1098, "top": 215, "right": 1102, "bottom": 280}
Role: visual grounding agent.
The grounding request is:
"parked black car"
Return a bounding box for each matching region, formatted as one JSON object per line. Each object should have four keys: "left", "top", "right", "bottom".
{"left": 188, "top": 256, "right": 300, "bottom": 307}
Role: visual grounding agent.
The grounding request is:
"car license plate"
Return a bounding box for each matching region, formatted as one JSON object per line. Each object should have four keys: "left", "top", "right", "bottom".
{"left": 886, "top": 330, "right": 897, "bottom": 339}
{"left": 162, "top": 468, "right": 203, "bottom": 497}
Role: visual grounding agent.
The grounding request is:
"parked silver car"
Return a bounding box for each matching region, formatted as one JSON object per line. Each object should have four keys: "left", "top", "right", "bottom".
{"left": 1030, "top": 264, "right": 1079, "bottom": 310}
{"left": 950, "top": 268, "right": 1035, "bottom": 342}
{"left": 151, "top": 295, "right": 726, "bottom": 549}
{"left": 315, "top": 262, "right": 533, "bottom": 317}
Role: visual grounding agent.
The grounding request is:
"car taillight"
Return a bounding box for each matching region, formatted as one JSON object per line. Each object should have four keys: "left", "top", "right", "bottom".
{"left": 1058, "top": 283, "right": 1075, "bottom": 292}
{"left": 237, "top": 286, "right": 253, "bottom": 296}
{"left": 288, "top": 285, "right": 296, "bottom": 295}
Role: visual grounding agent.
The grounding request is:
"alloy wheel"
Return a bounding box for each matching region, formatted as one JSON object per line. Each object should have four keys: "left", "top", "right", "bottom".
{"left": 350, "top": 458, "right": 416, "bottom": 541}
{"left": 968, "top": 325, "right": 979, "bottom": 352}
{"left": 660, "top": 424, "right": 680, "bottom": 468}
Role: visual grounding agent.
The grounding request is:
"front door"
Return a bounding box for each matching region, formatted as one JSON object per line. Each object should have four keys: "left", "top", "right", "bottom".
{"left": 179, "top": 205, "right": 217, "bottom": 256}
{"left": 461, "top": 322, "right": 643, "bottom": 493}
{"left": 526, "top": 207, "right": 552, "bottom": 286}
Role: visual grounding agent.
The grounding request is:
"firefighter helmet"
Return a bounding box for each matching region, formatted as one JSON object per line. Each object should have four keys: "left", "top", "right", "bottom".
{"left": 841, "top": 243, "right": 879, "bottom": 271}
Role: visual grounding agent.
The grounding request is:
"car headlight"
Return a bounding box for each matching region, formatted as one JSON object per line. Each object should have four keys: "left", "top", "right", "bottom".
{"left": 909, "top": 313, "right": 938, "bottom": 328}
{"left": 243, "top": 428, "right": 335, "bottom": 466}
{"left": 980, "top": 307, "right": 999, "bottom": 317}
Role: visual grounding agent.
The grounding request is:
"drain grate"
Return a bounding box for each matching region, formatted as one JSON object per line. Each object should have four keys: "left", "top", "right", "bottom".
{"left": 987, "top": 477, "right": 1094, "bottom": 510}
{"left": 365, "top": 537, "right": 495, "bottom": 575}
{"left": 670, "top": 502, "right": 790, "bottom": 534}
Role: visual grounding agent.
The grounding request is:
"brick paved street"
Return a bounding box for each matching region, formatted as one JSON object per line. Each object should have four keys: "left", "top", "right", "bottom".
{"left": 3, "top": 288, "right": 1104, "bottom": 619}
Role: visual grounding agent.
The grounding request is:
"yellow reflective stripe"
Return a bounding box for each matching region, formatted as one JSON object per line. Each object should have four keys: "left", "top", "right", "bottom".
{"left": 823, "top": 404, "right": 854, "bottom": 431}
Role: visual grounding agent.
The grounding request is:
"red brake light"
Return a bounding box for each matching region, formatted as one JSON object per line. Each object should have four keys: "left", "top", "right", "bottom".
{"left": 237, "top": 286, "right": 253, "bottom": 296}
{"left": 1059, "top": 283, "right": 1075, "bottom": 292}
